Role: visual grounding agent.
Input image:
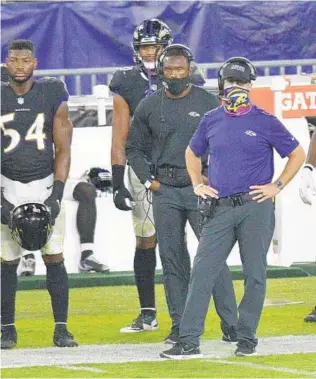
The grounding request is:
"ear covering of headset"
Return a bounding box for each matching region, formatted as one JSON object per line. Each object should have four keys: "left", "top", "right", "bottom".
{"left": 156, "top": 43, "right": 194, "bottom": 76}
{"left": 218, "top": 57, "right": 257, "bottom": 96}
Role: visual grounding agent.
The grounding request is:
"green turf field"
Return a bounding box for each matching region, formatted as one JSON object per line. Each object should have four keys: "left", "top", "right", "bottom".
{"left": 2, "top": 276, "right": 316, "bottom": 378}
{"left": 3, "top": 353, "right": 316, "bottom": 378}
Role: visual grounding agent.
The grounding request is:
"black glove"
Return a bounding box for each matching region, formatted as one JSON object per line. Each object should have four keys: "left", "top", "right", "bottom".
{"left": 1, "top": 190, "right": 14, "bottom": 226}
{"left": 44, "top": 180, "right": 65, "bottom": 223}
{"left": 112, "top": 165, "right": 134, "bottom": 211}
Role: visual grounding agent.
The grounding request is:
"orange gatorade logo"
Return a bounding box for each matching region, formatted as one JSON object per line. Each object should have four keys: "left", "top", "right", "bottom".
{"left": 250, "top": 85, "right": 316, "bottom": 118}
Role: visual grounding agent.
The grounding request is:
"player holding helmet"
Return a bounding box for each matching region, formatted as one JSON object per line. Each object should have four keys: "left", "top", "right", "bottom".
{"left": 1, "top": 40, "right": 77, "bottom": 349}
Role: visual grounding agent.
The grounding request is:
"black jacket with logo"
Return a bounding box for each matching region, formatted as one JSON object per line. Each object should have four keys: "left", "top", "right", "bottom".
{"left": 126, "top": 85, "right": 219, "bottom": 184}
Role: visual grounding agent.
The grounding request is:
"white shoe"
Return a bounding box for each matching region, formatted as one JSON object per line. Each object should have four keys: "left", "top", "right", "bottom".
{"left": 120, "top": 314, "right": 159, "bottom": 333}
{"left": 78, "top": 254, "right": 110, "bottom": 273}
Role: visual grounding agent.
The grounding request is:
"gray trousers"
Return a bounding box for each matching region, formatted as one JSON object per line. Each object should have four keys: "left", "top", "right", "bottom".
{"left": 179, "top": 199, "right": 275, "bottom": 346}
{"left": 152, "top": 184, "right": 238, "bottom": 332}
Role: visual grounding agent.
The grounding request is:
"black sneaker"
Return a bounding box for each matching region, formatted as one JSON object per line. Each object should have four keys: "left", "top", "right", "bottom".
{"left": 235, "top": 340, "right": 256, "bottom": 356}
{"left": 1, "top": 325, "right": 17, "bottom": 350}
{"left": 304, "top": 307, "right": 316, "bottom": 322}
{"left": 222, "top": 326, "right": 238, "bottom": 343}
{"left": 160, "top": 342, "right": 203, "bottom": 360}
{"left": 78, "top": 255, "right": 110, "bottom": 273}
{"left": 163, "top": 329, "right": 179, "bottom": 345}
{"left": 120, "top": 313, "right": 159, "bottom": 333}
{"left": 53, "top": 328, "right": 78, "bottom": 347}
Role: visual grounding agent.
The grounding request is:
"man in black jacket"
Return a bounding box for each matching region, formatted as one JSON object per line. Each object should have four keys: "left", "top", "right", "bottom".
{"left": 109, "top": 18, "right": 204, "bottom": 335}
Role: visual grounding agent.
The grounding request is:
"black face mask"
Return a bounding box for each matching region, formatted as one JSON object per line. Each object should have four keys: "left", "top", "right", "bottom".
{"left": 162, "top": 76, "right": 191, "bottom": 96}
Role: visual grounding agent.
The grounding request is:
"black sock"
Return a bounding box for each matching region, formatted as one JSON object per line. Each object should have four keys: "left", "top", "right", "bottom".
{"left": 134, "top": 247, "right": 156, "bottom": 311}
{"left": 142, "top": 309, "right": 156, "bottom": 317}
{"left": 1, "top": 262, "right": 18, "bottom": 325}
{"left": 81, "top": 250, "right": 93, "bottom": 261}
{"left": 77, "top": 201, "right": 96, "bottom": 246}
{"left": 24, "top": 253, "right": 35, "bottom": 260}
{"left": 46, "top": 261, "right": 69, "bottom": 324}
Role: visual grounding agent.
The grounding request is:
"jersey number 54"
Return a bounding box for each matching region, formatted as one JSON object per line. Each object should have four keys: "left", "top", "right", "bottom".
{"left": 1, "top": 113, "right": 46, "bottom": 153}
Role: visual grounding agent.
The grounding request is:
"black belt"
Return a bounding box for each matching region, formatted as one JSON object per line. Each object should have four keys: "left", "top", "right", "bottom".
{"left": 216, "top": 192, "right": 253, "bottom": 207}
{"left": 156, "top": 167, "right": 188, "bottom": 178}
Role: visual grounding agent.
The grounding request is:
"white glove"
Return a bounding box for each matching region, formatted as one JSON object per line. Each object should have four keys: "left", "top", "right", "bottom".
{"left": 299, "top": 166, "right": 316, "bottom": 205}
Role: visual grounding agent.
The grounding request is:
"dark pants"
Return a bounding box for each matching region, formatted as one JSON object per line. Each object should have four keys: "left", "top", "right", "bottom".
{"left": 152, "top": 184, "right": 237, "bottom": 332}
{"left": 179, "top": 199, "right": 275, "bottom": 347}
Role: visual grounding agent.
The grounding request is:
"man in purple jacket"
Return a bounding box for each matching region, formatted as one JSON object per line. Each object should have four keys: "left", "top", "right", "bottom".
{"left": 160, "top": 57, "right": 306, "bottom": 359}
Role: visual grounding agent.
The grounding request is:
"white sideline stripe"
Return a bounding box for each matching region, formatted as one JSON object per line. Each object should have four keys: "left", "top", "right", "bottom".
{"left": 205, "top": 358, "right": 316, "bottom": 377}
{"left": 2, "top": 335, "right": 316, "bottom": 368}
{"left": 264, "top": 300, "right": 304, "bottom": 307}
{"left": 58, "top": 365, "right": 105, "bottom": 373}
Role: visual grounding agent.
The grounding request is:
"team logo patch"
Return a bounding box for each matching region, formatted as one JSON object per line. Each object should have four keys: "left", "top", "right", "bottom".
{"left": 225, "top": 88, "right": 249, "bottom": 113}
{"left": 17, "top": 97, "right": 24, "bottom": 105}
{"left": 245, "top": 130, "right": 257, "bottom": 137}
{"left": 188, "top": 111, "right": 200, "bottom": 117}
{"left": 230, "top": 64, "right": 245, "bottom": 72}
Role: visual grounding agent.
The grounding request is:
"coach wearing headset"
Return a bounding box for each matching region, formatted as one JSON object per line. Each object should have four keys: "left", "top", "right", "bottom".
{"left": 126, "top": 44, "right": 238, "bottom": 345}
{"left": 160, "top": 57, "right": 306, "bottom": 359}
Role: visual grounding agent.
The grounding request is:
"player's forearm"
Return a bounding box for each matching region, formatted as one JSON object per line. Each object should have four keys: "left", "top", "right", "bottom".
{"left": 306, "top": 130, "right": 316, "bottom": 167}
{"left": 277, "top": 145, "right": 306, "bottom": 188}
{"left": 111, "top": 123, "right": 129, "bottom": 165}
{"left": 54, "top": 148, "right": 71, "bottom": 183}
{"left": 52, "top": 103, "right": 73, "bottom": 184}
{"left": 111, "top": 143, "right": 127, "bottom": 166}
{"left": 185, "top": 146, "right": 203, "bottom": 186}
{"left": 111, "top": 96, "right": 130, "bottom": 166}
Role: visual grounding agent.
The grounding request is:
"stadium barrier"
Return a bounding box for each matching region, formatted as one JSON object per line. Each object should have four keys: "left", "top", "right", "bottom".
{"left": 31, "top": 77, "right": 316, "bottom": 275}
{"left": 34, "top": 59, "right": 316, "bottom": 95}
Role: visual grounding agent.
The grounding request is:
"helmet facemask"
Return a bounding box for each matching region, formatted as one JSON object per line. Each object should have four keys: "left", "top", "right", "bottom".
{"left": 132, "top": 19, "right": 173, "bottom": 71}
{"left": 10, "top": 203, "right": 53, "bottom": 251}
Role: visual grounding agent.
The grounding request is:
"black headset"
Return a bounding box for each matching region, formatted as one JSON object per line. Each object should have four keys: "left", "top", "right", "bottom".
{"left": 156, "top": 43, "right": 194, "bottom": 76}
{"left": 218, "top": 57, "right": 257, "bottom": 96}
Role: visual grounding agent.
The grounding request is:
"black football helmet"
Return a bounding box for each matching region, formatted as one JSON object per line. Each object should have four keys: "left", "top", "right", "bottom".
{"left": 10, "top": 203, "right": 53, "bottom": 251}
{"left": 132, "top": 18, "right": 173, "bottom": 68}
{"left": 86, "top": 167, "right": 113, "bottom": 193}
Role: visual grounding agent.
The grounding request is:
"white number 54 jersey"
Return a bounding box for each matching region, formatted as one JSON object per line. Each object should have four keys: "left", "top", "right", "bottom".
{"left": 1, "top": 77, "right": 69, "bottom": 183}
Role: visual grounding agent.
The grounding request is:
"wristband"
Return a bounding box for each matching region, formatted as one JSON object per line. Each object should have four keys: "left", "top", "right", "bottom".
{"left": 52, "top": 180, "right": 65, "bottom": 201}
{"left": 112, "top": 165, "right": 125, "bottom": 190}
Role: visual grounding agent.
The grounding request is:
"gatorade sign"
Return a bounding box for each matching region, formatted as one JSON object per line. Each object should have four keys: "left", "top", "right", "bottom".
{"left": 250, "top": 85, "right": 316, "bottom": 118}
{"left": 276, "top": 87, "right": 316, "bottom": 117}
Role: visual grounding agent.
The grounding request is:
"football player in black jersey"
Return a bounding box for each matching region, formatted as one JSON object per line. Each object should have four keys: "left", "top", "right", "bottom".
{"left": 109, "top": 18, "right": 205, "bottom": 334}
{"left": 0, "top": 64, "right": 109, "bottom": 277}
{"left": 1, "top": 40, "right": 77, "bottom": 349}
{"left": 18, "top": 177, "right": 111, "bottom": 276}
